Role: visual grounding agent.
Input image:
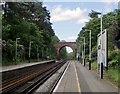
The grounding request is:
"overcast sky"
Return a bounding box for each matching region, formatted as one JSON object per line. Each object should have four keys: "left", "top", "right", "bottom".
{"left": 43, "top": 0, "right": 118, "bottom": 52}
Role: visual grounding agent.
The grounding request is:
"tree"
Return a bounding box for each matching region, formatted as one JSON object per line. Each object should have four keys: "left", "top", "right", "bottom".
{"left": 76, "top": 9, "right": 119, "bottom": 65}
{"left": 51, "top": 35, "right": 60, "bottom": 42}
{"left": 89, "top": 10, "right": 99, "bottom": 18}
{"left": 2, "top": 2, "right": 56, "bottom": 64}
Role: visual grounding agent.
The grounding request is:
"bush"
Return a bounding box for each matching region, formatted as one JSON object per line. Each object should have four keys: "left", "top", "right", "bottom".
{"left": 106, "top": 67, "right": 120, "bottom": 87}
{"left": 108, "top": 50, "right": 118, "bottom": 68}
{"left": 92, "top": 61, "right": 97, "bottom": 70}
{"left": 109, "top": 59, "right": 118, "bottom": 68}
{"left": 108, "top": 51, "right": 117, "bottom": 60}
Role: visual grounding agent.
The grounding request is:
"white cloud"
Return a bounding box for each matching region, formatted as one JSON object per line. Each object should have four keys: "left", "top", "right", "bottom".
{"left": 68, "top": 36, "right": 76, "bottom": 40}
{"left": 43, "top": 4, "right": 48, "bottom": 7}
{"left": 50, "top": 5, "right": 89, "bottom": 24}
{"left": 102, "top": 0, "right": 118, "bottom": 14}
{"left": 102, "top": 0, "right": 119, "bottom": 5}
{"left": 66, "top": 36, "right": 77, "bottom": 42}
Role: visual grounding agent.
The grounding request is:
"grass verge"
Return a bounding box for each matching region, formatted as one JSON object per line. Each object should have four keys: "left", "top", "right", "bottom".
{"left": 92, "top": 61, "right": 120, "bottom": 88}
{"left": 106, "top": 67, "right": 120, "bottom": 88}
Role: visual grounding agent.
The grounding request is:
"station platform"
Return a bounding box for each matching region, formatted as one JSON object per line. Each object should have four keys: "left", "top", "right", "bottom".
{"left": 1, "top": 60, "right": 54, "bottom": 72}
{"left": 75, "top": 61, "right": 118, "bottom": 93}
{"left": 53, "top": 61, "right": 81, "bottom": 92}
{"left": 53, "top": 60, "right": 118, "bottom": 93}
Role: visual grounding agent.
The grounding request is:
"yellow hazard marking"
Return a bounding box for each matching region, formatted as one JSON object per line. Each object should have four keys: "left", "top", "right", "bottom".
{"left": 73, "top": 62, "right": 81, "bottom": 92}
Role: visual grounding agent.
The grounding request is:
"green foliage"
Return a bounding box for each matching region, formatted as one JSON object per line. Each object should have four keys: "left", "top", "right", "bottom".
{"left": 60, "top": 47, "right": 67, "bottom": 60}
{"left": 106, "top": 67, "right": 120, "bottom": 87}
{"left": 67, "top": 52, "right": 73, "bottom": 60}
{"left": 77, "top": 9, "right": 118, "bottom": 54}
{"left": 77, "top": 9, "right": 120, "bottom": 86}
{"left": 92, "top": 61, "right": 97, "bottom": 70}
{"left": 88, "top": 10, "right": 98, "bottom": 18}
{"left": 76, "top": 9, "right": 119, "bottom": 68}
{"left": 108, "top": 50, "right": 119, "bottom": 68}
{"left": 59, "top": 40, "right": 67, "bottom": 60}
{"left": 51, "top": 35, "right": 60, "bottom": 42}
{"left": 2, "top": 2, "right": 57, "bottom": 64}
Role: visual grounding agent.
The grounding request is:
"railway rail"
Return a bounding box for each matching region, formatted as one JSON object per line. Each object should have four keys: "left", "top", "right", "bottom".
{"left": 1, "top": 61, "right": 65, "bottom": 94}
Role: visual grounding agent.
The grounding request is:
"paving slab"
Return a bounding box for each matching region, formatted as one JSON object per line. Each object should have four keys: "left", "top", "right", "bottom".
{"left": 54, "top": 60, "right": 81, "bottom": 92}
{"left": 75, "top": 61, "right": 119, "bottom": 93}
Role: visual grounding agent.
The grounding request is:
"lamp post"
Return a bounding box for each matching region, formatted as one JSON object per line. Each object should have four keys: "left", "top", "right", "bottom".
{"left": 96, "top": 12, "right": 103, "bottom": 79}
{"left": 100, "top": 13, "right": 103, "bottom": 79}
{"left": 46, "top": 48, "right": 48, "bottom": 60}
{"left": 15, "top": 38, "right": 20, "bottom": 64}
{"left": 42, "top": 47, "right": 44, "bottom": 61}
{"left": 99, "top": 13, "right": 103, "bottom": 79}
{"left": 80, "top": 37, "right": 85, "bottom": 66}
{"left": 85, "top": 29, "right": 92, "bottom": 70}
{"left": 29, "top": 41, "right": 33, "bottom": 63}
{"left": 36, "top": 45, "right": 39, "bottom": 62}
{"left": 78, "top": 45, "right": 80, "bottom": 61}
{"left": 78, "top": 41, "right": 83, "bottom": 64}
{"left": 49, "top": 47, "right": 51, "bottom": 60}
{"left": 80, "top": 41, "right": 84, "bottom": 64}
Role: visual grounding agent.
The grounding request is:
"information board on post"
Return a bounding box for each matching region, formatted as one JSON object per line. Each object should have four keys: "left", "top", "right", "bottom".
{"left": 97, "top": 29, "right": 108, "bottom": 67}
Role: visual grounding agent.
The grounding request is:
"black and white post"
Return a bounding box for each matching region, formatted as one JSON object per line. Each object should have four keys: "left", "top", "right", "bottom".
{"left": 15, "top": 38, "right": 20, "bottom": 64}
{"left": 97, "top": 12, "right": 103, "bottom": 79}
{"left": 37, "top": 45, "right": 39, "bottom": 62}
{"left": 80, "top": 37, "right": 85, "bottom": 66}
{"left": 29, "top": 41, "right": 33, "bottom": 63}
{"left": 85, "top": 29, "right": 92, "bottom": 70}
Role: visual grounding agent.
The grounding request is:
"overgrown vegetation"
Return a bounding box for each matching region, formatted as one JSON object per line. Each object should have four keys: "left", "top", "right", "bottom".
{"left": 76, "top": 9, "right": 120, "bottom": 87}
{"left": 2, "top": 2, "right": 67, "bottom": 65}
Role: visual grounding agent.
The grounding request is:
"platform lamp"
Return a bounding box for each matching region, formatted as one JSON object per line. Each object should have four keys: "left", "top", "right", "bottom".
{"left": 29, "top": 41, "right": 33, "bottom": 63}
{"left": 42, "top": 47, "right": 44, "bottom": 61}
{"left": 77, "top": 45, "right": 80, "bottom": 61}
{"left": 36, "top": 45, "right": 39, "bottom": 62}
{"left": 85, "top": 29, "right": 92, "bottom": 70}
{"left": 15, "top": 38, "right": 20, "bottom": 64}
{"left": 78, "top": 41, "right": 83, "bottom": 64}
{"left": 95, "top": 11, "right": 103, "bottom": 79}
{"left": 80, "top": 37, "right": 85, "bottom": 66}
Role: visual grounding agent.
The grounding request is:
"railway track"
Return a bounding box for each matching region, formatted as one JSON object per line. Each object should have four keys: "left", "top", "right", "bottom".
{"left": 1, "top": 61, "right": 65, "bottom": 94}
{"left": 49, "top": 61, "right": 69, "bottom": 93}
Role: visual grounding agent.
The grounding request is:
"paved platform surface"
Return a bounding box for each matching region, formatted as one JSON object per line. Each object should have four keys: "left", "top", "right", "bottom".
{"left": 54, "top": 60, "right": 119, "bottom": 93}
{"left": 75, "top": 61, "right": 119, "bottom": 93}
{"left": 1, "top": 60, "right": 53, "bottom": 72}
{"left": 54, "top": 61, "right": 81, "bottom": 92}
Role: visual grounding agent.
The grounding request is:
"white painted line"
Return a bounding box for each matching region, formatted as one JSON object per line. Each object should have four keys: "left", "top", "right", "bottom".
{"left": 73, "top": 62, "right": 81, "bottom": 92}
{"left": 52, "top": 62, "right": 70, "bottom": 93}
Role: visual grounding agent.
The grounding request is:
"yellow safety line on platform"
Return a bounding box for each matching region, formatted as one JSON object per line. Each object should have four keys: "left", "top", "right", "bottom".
{"left": 73, "top": 62, "right": 81, "bottom": 92}
{"left": 52, "top": 62, "right": 70, "bottom": 92}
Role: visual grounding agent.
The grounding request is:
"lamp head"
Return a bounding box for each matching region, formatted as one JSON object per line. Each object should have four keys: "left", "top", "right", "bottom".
{"left": 16, "top": 38, "right": 20, "bottom": 40}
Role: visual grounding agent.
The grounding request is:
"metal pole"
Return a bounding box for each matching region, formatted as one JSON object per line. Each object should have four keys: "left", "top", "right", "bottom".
{"left": 29, "top": 41, "right": 33, "bottom": 63}
{"left": 80, "top": 39, "right": 85, "bottom": 65}
{"left": 82, "top": 48, "right": 84, "bottom": 65}
{"left": 15, "top": 38, "right": 20, "bottom": 64}
{"left": 15, "top": 38, "right": 17, "bottom": 64}
{"left": 82, "top": 44, "right": 84, "bottom": 64}
{"left": 84, "top": 37, "right": 85, "bottom": 66}
{"left": 29, "top": 42, "right": 31, "bottom": 63}
{"left": 89, "top": 30, "right": 92, "bottom": 70}
{"left": 49, "top": 47, "right": 51, "bottom": 60}
{"left": 46, "top": 48, "right": 47, "bottom": 60}
{"left": 100, "top": 13, "right": 103, "bottom": 79}
{"left": 79, "top": 45, "right": 80, "bottom": 61}
{"left": 42, "top": 47, "right": 43, "bottom": 61}
{"left": 37, "top": 46, "right": 39, "bottom": 62}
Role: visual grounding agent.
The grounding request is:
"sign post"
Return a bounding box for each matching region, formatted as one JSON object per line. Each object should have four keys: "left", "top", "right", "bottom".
{"left": 97, "top": 29, "right": 108, "bottom": 79}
